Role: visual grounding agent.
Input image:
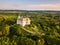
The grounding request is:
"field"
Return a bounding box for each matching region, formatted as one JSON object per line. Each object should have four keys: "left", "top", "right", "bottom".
{"left": 0, "top": 10, "right": 60, "bottom": 45}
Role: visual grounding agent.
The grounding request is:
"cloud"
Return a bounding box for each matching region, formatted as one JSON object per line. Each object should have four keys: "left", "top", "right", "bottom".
{"left": 0, "top": 4, "right": 60, "bottom": 10}
{"left": 0, "top": 4, "right": 26, "bottom": 10}
{"left": 26, "top": 4, "right": 60, "bottom": 10}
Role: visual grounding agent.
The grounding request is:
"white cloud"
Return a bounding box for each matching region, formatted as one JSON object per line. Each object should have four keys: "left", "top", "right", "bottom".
{"left": 0, "top": 4, "right": 60, "bottom": 10}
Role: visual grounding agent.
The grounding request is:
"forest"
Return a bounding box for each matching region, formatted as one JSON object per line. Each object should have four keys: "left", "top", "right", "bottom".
{"left": 0, "top": 11, "right": 60, "bottom": 45}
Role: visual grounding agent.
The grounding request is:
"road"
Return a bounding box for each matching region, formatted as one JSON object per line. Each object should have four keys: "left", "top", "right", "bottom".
{"left": 21, "top": 27, "right": 42, "bottom": 38}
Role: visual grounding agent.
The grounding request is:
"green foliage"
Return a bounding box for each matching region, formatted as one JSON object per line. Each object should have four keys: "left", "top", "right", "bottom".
{"left": 0, "top": 12, "right": 60, "bottom": 45}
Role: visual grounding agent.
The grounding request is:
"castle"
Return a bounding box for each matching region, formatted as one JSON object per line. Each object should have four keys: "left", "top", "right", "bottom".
{"left": 17, "top": 16, "right": 30, "bottom": 27}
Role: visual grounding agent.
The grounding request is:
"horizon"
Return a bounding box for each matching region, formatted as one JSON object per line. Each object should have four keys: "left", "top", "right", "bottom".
{"left": 0, "top": 0, "right": 60, "bottom": 10}
{"left": 0, "top": 9, "right": 60, "bottom": 11}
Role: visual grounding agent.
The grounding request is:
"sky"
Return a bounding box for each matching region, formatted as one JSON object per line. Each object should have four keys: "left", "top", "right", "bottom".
{"left": 0, "top": 0, "right": 60, "bottom": 10}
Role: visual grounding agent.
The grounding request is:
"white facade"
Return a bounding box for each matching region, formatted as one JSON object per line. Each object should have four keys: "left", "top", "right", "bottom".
{"left": 17, "top": 16, "right": 30, "bottom": 27}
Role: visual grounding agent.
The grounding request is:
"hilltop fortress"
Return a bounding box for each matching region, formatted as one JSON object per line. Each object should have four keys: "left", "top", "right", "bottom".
{"left": 17, "top": 16, "right": 30, "bottom": 27}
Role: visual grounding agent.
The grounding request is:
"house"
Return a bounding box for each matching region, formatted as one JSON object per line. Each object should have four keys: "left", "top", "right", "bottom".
{"left": 17, "top": 16, "right": 30, "bottom": 27}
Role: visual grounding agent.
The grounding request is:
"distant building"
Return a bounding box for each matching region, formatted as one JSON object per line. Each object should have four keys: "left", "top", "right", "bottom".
{"left": 17, "top": 16, "right": 30, "bottom": 27}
